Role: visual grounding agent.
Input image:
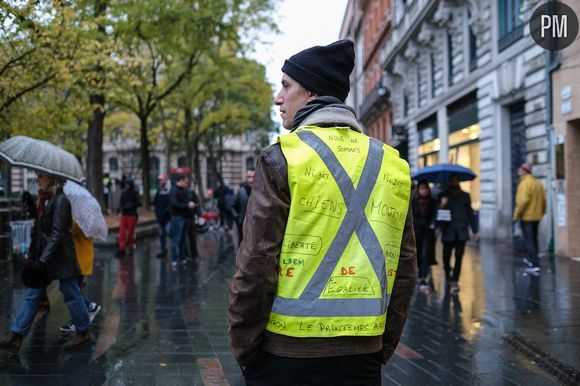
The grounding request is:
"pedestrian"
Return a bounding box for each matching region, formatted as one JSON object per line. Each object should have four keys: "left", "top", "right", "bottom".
{"left": 185, "top": 183, "right": 201, "bottom": 261}
{"left": 438, "top": 174, "right": 479, "bottom": 292}
{"left": 103, "top": 173, "right": 112, "bottom": 213}
{"left": 169, "top": 174, "right": 197, "bottom": 269}
{"left": 411, "top": 180, "right": 437, "bottom": 291}
{"left": 153, "top": 173, "right": 172, "bottom": 258}
{"left": 109, "top": 178, "right": 122, "bottom": 214}
{"left": 232, "top": 168, "right": 255, "bottom": 246}
{"left": 116, "top": 179, "right": 140, "bottom": 258}
{"left": 214, "top": 181, "right": 231, "bottom": 230}
{"left": 228, "top": 39, "right": 416, "bottom": 386}
{"left": 59, "top": 221, "right": 102, "bottom": 333}
{"left": 513, "top": 162, "right": 546, "bottom": 272}
{"left": 0, "top": 172, "right": 91, "bottom": 353}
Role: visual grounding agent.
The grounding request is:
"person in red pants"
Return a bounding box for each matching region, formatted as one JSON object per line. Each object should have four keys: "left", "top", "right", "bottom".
{"left": 116, "top": 179, "right": 140, "bottom": 257}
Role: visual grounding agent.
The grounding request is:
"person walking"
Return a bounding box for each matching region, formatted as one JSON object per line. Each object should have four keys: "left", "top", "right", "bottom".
{"left": 116, "top": 179, "right": 140, "bottom": 258}
{"left": 411, "top": 181, "right": 437, "bottom": 291}
{"left": 232, "top": 168, "right": 255, "bottom": 246}
{"left": 213, "top": 182, "right": 230, "bottom": 230}
{"left": 169, "top": 174, "right": 197, "bottom": 269}
{"left": 59, "top": 221, "right": 102, "bottom": 333}
{"left": 153, "top": 173, "right": 172, "bottom": 258}
{"left": 0, "top": 173, "right": 91, "bottom": 353}
{"left": 185, "top": 183, "right": 201, "bottom": 261}
{"left": 438, "top": 174, "right": 479, "bottom": 293}
{"left": 513, "top": 163, "right": 546, "bottom": 272}
{"left": 228, "top": 39, "right": 416, "bottom": 386}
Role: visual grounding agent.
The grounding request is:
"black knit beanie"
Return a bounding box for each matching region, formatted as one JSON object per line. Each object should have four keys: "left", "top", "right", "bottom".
{"left": 282, "top": 39, "right": 354, "bottom": 102}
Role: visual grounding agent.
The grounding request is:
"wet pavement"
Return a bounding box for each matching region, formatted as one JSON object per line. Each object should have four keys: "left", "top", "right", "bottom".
{"left": 0, "top": 227, "right": 579, "bottom": 385}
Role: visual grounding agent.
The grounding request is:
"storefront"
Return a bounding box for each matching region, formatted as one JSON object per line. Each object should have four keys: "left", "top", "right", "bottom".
{"left": 417, "top": 114, "right": 439, "bottom": 169}
{"left": 446, "top": 93, "right": 480, "bottom": 210}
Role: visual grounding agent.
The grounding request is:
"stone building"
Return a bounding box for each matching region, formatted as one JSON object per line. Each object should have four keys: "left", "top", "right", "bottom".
{"left": 551, "top": 0, "right": 580, "bottom": 257}
{"left": 342, "top": 0, "right": 553, "bottom": 244}
{"left": 102, "top": 133, "right": 258, "bottom": 201}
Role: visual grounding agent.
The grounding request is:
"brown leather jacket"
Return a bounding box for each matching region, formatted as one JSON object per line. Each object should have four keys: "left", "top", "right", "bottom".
{"left": 228, "top": 105, "right": 417, "bottom": 369}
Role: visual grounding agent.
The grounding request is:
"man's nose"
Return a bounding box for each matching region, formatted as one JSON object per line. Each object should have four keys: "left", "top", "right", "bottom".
{"left": 274, "top": 91, "right": 283, "bottom": 105}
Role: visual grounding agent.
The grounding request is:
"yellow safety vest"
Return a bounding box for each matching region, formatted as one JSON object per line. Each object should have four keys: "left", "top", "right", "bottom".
{"left": 266, "top": 126, "right": 411, "bottom": 338}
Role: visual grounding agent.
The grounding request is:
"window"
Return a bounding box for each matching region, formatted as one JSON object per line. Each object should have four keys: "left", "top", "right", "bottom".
{"left": 403, "top": 93, "right": 409, "bottom": 117}
{"left": 498, "top": 0, "right": 523, "bottom": 51}
{"left": 447, "top": 33, "right": 454, "bottom": 87}
{"left": 109, "top": 157, "right": 118, "bottom": 172}
{"left": 430, "top": 53, "right": 436, "bottom": 98}
{"left": 246, "top": 157, "right": 255, "bottom": 171}
{"left": 469, "top": 27, "right": 477, "bottom": 71}
{"left": 416, "top": 67, "right": 422, "bottom": 108}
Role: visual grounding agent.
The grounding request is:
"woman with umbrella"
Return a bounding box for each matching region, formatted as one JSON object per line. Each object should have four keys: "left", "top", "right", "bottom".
{"left": 438, "top": 174, "right": 479, "bottom": 293}
{"left": 0, "top": 172, "right": 91, "bottom": 353}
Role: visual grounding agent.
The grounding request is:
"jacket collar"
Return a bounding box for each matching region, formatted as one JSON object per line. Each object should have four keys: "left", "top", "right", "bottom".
{"left": 298, "top": 105, "right": 364, "bottom": 133}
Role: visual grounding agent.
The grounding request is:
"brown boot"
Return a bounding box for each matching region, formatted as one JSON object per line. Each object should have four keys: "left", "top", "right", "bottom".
{"left": 63, "top": 331, "right": 91, "bottom": 350}
{"left": 0, "top": 332, "right": 23, "bottom": 354}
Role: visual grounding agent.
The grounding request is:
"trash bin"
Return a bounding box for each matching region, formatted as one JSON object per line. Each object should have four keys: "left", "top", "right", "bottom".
{"left": 0, "top": 198, "right": 22, "bottom": 260}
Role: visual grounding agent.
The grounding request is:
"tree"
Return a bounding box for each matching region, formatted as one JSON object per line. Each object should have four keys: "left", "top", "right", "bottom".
{"left": 171, "top": 51, "right": 274, "bottom": 197}
{"left": 108, "top": 0, "right": 277, "bottom": 208}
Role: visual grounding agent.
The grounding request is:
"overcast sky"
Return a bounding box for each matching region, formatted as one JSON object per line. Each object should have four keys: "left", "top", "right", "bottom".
{"left": 251, "top": 0, "right": 349, "bottom": 131}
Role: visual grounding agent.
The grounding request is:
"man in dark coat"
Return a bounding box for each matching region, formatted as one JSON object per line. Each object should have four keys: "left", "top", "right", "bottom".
{"left": 233, "top": 168, "right": 255, "bottom": 246}
{"left": 153, "top": 173, "right": 171, "bottom": 258}
{"left": 438, "top": 174, "right": 479, "bottom": 292}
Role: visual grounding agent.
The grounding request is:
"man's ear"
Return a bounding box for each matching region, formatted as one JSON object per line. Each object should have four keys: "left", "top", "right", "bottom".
{"left": 307, "top": 91, "right": 318, "bottom": 102}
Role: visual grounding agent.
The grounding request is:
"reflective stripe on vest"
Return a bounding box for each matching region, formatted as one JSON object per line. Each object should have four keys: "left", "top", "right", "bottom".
{"left": 267, "top": 127, "right": 410, "bottom": 338}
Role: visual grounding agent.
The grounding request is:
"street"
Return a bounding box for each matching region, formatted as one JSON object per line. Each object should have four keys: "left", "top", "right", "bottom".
{"left": 0, "top": 229, "right": 579, "bottom": 385}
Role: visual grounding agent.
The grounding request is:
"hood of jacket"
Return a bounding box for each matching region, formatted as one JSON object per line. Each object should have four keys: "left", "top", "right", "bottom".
{"left": 290, "top": 96, "right": 363, "bottom": 133}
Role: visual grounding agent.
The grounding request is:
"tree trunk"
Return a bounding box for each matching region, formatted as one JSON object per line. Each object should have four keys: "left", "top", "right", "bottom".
{"left": 87, "top": 94, "right": 105, "bottom": 210}
{"left": 139, "top": 115, "right": 151, "bottom": 209}
{"left": 193, "top": 136, "right": 203, "bottom": 200}
{"left": 86, "top": 0, "right": 107, "bottom": 211}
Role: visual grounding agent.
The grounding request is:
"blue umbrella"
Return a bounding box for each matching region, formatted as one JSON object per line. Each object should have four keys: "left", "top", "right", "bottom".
{"left": 412, "top": 163, "right": 476, "bottom": 183}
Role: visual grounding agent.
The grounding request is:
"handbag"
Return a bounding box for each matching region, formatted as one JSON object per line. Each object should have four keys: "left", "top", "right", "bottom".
{"left": 20, "top": 260, "right": 51, "bottom": 289}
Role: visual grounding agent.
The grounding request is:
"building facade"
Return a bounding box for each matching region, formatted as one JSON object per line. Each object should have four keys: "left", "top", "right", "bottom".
{"left": 102, "top": 133, "right": 258, "bottom": 200}
{"left": 551, "top": 0, "right": 580, "bottom": 257}
{"left": 341, "top": 1, "right": 396, "bottom": 152}
{"left": 343, "top": 0, "right": 554, "bottom": 245}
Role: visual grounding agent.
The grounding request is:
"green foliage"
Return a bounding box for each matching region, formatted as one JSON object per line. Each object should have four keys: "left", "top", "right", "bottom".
{"left": 0, "top": 0, "right": 279, "bottom": 182}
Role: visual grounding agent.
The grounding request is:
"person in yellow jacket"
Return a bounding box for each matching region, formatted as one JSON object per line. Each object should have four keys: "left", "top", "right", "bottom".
{"left": 513, "top": 163, "right": 546, "bottom": 272}
{"left": 59, "top": 221, "right": 102, "bottom": 332}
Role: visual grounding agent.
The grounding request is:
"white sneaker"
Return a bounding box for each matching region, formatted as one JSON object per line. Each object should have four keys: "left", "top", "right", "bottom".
{"left": 525, "top": 266, "right": 541, "bottom": 273}
{"left": 60, "top": 322, "right": 76, "bottom": 333}
{"left": 88, "top": 303, "right": 101, "bottom": 323}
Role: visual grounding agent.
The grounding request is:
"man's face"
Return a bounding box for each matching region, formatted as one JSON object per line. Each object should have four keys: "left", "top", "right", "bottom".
{"left": 178, "top": 177, "right": 189, "bottom": 187}
{"left": 246, "top": 170, "right": 255, "bottom": 187}
{"left": 274, "top": 73, "right": 316, "bottom": 130}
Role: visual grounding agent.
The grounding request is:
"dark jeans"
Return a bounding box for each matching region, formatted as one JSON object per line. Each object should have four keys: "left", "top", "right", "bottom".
{"left": 442, "top": 240, "right": 466, "bottom": 282}
{"left": 186, "top": 218, "right": 198, "bottom": 259}
{"left": 415, "top": 226, "right": 435, "bottom": 279}
{"left": 171, "top": 216, "right": 188, "bottom": 263}
{"left": 157, "top": 219, "right": 169, "bottom": 253}
{"left": 521, "top": 221, "right": 540, "bottom": 266}
{"left": 12, "top": 277, "right": 90, "bottom": 335}
{"left": 243, "top": 352, "right": 382, "bottom": 386}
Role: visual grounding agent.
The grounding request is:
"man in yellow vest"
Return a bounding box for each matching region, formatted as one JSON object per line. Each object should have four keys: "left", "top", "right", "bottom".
{"left": 228, "top": 39, "right": 417, "bottom": 385}
{"left": 513, "top": 162, "right": 546, "bottom": 272}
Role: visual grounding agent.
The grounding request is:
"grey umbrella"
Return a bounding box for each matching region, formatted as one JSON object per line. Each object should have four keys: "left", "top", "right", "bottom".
{"left": 0, "top": 135, "right": 84, "bottom": 183}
